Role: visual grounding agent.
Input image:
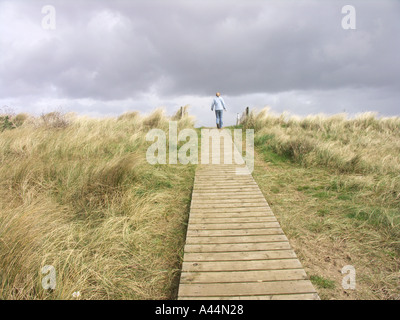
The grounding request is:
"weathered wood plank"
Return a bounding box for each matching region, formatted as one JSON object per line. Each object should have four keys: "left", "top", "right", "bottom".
{"left": 190, "top": 207, "right": 274, "bottom": 214}
{"left": 188, "top": 217, "right": 278, "bottom": 224}
{"left": 194, "top": 183, "right": 258, "bottom": 188}
{"left": 187, "top": 222, "right": 280, "bottom": 230}
{"left": 185, "top": 234, "right": 288, "bottom": 244}
{"left": 182, "top": 259, "right": 302, "bottom": 272}
{"left": 186, "top": 228, "right": 284, "bottom": 237}
{"left": 182, "top": 250, "right": 297, "bottom": 262}
{"left": 179, "top": 293, "right": 320, "bottom": 300}
{"left": 189, "top": 213, "right": 275, "bottom": 219}
{"left": 191, "top": 194, "right": 266, "bottom": 200}
{"left": 193, "top": 186, "right": 260, "bottom": 191}
{"left": 190, "top": 198, "right": 267, "bottom": 205}
{"left": 178, "top": 280, "right": 317, "bottom": 297}
{"left": 184, "top": 242, "right": 292, "bottom": 253}
{"left": 193, "top": 184, "right": 259, "bottom": 188}
{"left": 191, "top": 194, "right": 265, "bottom": 199}
{"left": 194, "top": 179, "right": 255, "bottom": 183}
{"left": 190, "top": 203, "right": 270, "bottom": 209}
{"left": 180, "top": 269, "right": 307, "bottom": 284}
{"left": 195, "top": 178, "right": 256, "bottom": 182}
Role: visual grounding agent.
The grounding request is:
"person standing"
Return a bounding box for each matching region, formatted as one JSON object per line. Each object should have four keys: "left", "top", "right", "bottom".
{"left": 211, "top": 92, "right": 227, "bottom": 129}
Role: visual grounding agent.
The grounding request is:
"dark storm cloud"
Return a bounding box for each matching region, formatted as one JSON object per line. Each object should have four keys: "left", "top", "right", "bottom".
{"left": 150, "top": 0, "right": 400, "bottom": 96}
{"left": 0, "top": 0, "right": 399, "bottom": 121}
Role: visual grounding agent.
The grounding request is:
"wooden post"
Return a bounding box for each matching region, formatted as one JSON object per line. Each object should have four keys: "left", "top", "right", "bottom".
{"left": 238, "top": 107, "right": 250, "bottom": 125}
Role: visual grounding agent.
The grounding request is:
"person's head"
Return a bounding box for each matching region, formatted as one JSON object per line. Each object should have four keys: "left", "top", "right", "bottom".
{"left": 216, "top": 92, "right": 220, "bottom": 97}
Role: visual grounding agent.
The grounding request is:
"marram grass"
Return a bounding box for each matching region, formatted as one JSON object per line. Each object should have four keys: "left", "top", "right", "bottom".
{"left": 246, "top": 107, "right": 400, "bottom": 299}
{"left": 0, "top": 109, "right": 195, "bottom": 299}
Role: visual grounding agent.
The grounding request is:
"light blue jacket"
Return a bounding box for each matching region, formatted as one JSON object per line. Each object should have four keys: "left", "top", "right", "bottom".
{"left": 211, "top": 96, "right": 227, "bottom": 111}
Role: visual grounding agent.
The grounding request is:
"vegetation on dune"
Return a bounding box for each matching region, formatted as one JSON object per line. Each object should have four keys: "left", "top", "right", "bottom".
{"left": 2, "top": 104, "right": 399, "bottom": 300}
{"left": 0, "top": 108, "right": 195, "bottom": 299}
{"left": 244, "top": 107, "right": 400, "bottom": 299}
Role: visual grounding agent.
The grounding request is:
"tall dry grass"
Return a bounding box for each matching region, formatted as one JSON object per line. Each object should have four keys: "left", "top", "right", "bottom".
{"left": 245, "top": 107, "right": 400, "bottom": 299}
{"left": 246, "top": 108, "right": 400, "bottom": 171}
{"left": 244, "top": 108, "right": 400, "bottom": 219}
{"left": 0, "top": 108, "right": 195, "bottom": 299}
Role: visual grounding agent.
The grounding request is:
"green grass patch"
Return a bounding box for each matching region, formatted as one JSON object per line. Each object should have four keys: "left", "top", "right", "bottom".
{"left": 312, "top": 191, "right": 332, "bottom": 199}
{"left": 258, "top": 145, "right": 289, "bottom": 165}
{"left": 316, "top": 208, "right": 330, "bottom": 217}
{"left": 310, "top": 275, "right": 336, "bottom": 289}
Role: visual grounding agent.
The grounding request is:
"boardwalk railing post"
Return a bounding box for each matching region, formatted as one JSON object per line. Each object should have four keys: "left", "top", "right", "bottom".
{"left": 238, "top": 107, "right": 250, "bottom": 125}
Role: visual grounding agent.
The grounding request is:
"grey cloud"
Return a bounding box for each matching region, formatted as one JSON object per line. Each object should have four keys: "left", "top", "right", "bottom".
{"left": 0, "top": 0, "right": 399, "bottom": 122}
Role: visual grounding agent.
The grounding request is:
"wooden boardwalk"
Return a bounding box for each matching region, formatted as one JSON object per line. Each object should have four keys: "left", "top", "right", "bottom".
{"left": 177, "top": 129, "right": 319, "bottom": 300}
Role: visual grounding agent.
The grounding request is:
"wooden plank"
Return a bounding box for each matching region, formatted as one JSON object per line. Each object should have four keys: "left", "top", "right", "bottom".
{"left": 179, "top": 293, "right": 320, "bottom": 300}
{"left": 190, "top": 205, "right": 272, "bottom": 210}
{"left": 197, "top": 169, "right": 250, "bottom": 172}
{"left": 188, "top": 217, "right": 278, "bottom": 224}
{"left": 190, "top": 208, "right": 273, "bottom": 214}
{"left": 194, "top": 180, "right": 255, "bottom": 183}
{"left": 180, "top": 269, "right": 308, "bottom": 284}
{"left": 190, "top": 202, "right": 269, "bottom": 209}
{"left": 195, "top": 179, "right": 253, "bottom": 181}
{"left": 196, "top": 171, "right": 251, "bottom": 174}
{"left": 192, "top": 188, "right": 263, "bottom": 192}
{"left": 184, "top": 242, "right": 292, "bottom": 253}
{"left": 187, "top": 222, "right": 280, "bottom": 230}
{"left": 190, "top": 198, "right": 267, "bottom": 204}
{"left": 182, "top": 259, "right": 302, "bottom": 272}
{"left": 189, "top": 212, "right": 274, "bottom": 218}
{"left": 192, "top": 189, "right": 261, "bottom": 194}
{"left": 189, "top": 213, "right": 274, "bottom": 219}
{"left": 186, "top": 228, "right": 284, "bottom": 237}
{"left": 196, "top": 168, "right": 247, "bottom": 170}
{"left": 193, "top": 184, "right": 259, "bottom": 188}
{"left": 178, "top": 280, "right": 316, "bottom": 297}
{"left": 191, "top": 194, "right": 265, "bottom": 199}
{"left": 192, "top": 189, "right": 262, "bottom": 193}
{"left": 195, "top": 174, "right": 251, "bottom": 177}
{"left": 193, "top": 186, "right": 260, "bottom": 191}
{"left": 185, "top": 234, "right": 288, "bottom": 244}
{"left": 191, "top": 194, "right": 266, "bottom": 200}
{"left": 194, "top": 182, "right": 258, "bottom": 187}
{"left": 195, "top": 177, "right": 256, "bottom": 181}
{"left": 197, "top": 166, "right": 247, "bottom": 170}
{"left": 191, "top": 199, "right": 266, "bottom": 204}
{"left": 183, "top": 250, "right": 297, "bottom": 262}
{"left": 195, "top": 172, "right": 249, "bottom": 175}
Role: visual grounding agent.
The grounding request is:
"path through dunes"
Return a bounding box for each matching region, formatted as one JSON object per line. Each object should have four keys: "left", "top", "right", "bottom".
{"left": 178, "top": 129, "right": 319, "bottom": 300}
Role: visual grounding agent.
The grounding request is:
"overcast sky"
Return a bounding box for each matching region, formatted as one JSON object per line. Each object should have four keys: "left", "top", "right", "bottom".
{"left": 0, "top": 0, "right": 399, "bottom": 127}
